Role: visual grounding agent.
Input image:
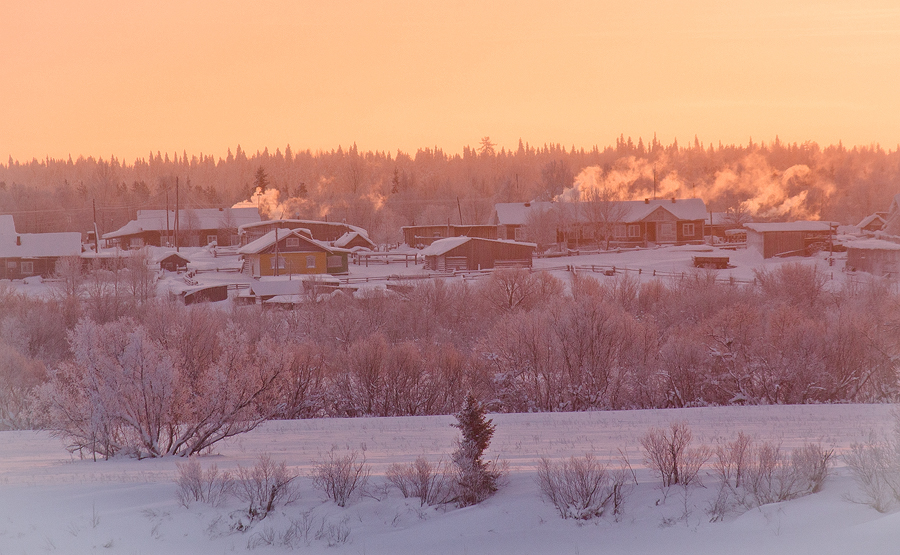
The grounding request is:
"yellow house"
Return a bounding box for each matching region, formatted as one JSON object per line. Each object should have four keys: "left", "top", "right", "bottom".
{"left": 238, "top": 229, "right": 349, "bottom": 278}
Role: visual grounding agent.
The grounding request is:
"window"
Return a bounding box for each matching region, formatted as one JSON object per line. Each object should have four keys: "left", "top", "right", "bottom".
{"left": 130, "top": 237, "right": 144, "bottom": 248}
{"left": 614, "top": 224, "right": 627, "bottom": 238}
{"left": 20, "top": 261, "right": 34, "bottom": 275}
{"left": 514, "top": 227, "right": 526, "bottom": 241}
{"left": 270, "top": 256, "right": 286, "bottom": 270}
{"left": 286, "top": 237, "right": 300, "bottom": 248}
{"left": 682, "top": 223, "right": 695, "bottom": 237}
{"left": 6, "top": 261, "right": 16, "bottom": 270}
{"left": 306, "top": 255, "right": 316, "bottom": 269}
{"left": 206, "top": 235, "right": 218, "bottom": 245}
{"left": 627, "top": 224, "right": 641, "bottom": 238}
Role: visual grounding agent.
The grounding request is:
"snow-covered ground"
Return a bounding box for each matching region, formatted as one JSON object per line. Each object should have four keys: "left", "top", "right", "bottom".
{"left": 0, "top": 405, "right": 897, "bottom": 554}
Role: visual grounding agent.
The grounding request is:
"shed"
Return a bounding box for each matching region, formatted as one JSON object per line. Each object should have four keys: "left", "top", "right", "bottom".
{"left": 334, "top": 231, "right": 376, "bottom": 250}
{"left": 182, "top": 284, "right": 229, "bottom": 305}
{"left": 421, "top": 237, "right": 535, "bottom": 271}
{"left": 744, "top": 221, "right": 837, "bottom": 258}
{"left": 157, "top": 251, "right": 190, "bottom": 272}
{"left": 846, "top": 240, "right": 900, "bottom": 277}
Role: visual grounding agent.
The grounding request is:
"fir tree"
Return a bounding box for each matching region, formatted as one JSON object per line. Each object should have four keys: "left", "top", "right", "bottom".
{"left": 451, "top": 394, "right": 500, "bottom": 506}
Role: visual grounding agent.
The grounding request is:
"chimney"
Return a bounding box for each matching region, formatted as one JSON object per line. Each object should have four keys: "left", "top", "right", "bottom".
{"left": 671, "top": 197, "right": 676, "bottom": 203}
{"left": 644, "top": 198, "right": 649, "bottom": 204}
{"left": 16, "top": 236, "right": 21, "bottom": 246}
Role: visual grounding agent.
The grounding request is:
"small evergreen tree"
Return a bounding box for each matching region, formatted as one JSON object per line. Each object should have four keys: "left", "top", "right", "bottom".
{"left": 451, "top": 394, "right": 500, "bottom": 506}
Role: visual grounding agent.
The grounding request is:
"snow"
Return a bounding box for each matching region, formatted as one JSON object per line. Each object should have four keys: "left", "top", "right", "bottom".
{"left": 0, "top": 404, "right": 897, "bottom": 554}
{"left": 102, "top": 208, "right": 260, "bottom": 239}
{"left": 493, "top": 199, "right": 709, "bottom": 226}
{"left": 0, "top": 214, "right": 82, "bottom": 258}
{"left": 744, "top": 221, "right": 836, "bottom": 233}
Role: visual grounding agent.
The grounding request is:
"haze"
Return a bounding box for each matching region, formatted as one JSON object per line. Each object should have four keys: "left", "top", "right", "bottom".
{"left": 3, "top": 0, "right": 899, "bottom": 162}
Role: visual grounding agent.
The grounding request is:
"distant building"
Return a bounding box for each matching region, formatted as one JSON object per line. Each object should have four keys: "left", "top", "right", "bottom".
{"left": 401, "top": 224, "right": 499, "bottom": 247}
{"left": 421, "top": 237, "right": 535, "bottom": 272}
{"left": 846, "top": 239, "right": 900, "bottom": 277}
{"left": 156, "top": 251, "right": 191, "bottom": 273}
{"left": 743, "top": 221, "right": 837, "bottom": 258}
{"left": 334, "top": 231, "right": 376, "bottom": 250}
{"left": 0, "top": 215, "right": 82, "bottom": 279}
{"left": 238, "top": 219, "right": 369, "bottom": 245}
{"left": 238, "top": 228, "right": 350, "bottom": 277}
{"left": 490, "top": 198, "right": 707, "bottom": 248}
{"left": 857, "top": 213, "right": 888, "bottom": 233}
{"left": 103, "top": 207, "right": 260, "bottom": 249}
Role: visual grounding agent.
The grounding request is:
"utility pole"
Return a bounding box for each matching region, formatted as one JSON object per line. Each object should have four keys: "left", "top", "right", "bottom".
{"left": 92, "top": 199, "right": 99, "bottom": 253}
{"left": 165, "top": 188, "right": 170, "bottom": 247}
{"left": 175, "top": 177, "right": 180, "bottom": 252}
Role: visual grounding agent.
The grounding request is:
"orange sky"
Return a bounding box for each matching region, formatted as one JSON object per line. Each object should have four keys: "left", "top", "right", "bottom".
{"left": 2, "top": 0, "right": 899, "bottom": 162}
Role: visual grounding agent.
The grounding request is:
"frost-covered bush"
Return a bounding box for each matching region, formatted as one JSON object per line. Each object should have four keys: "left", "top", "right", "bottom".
{"left": 233, "top": 454, "right": 300, "bottom": 519}
{"left": 844, "top": 427, "right": 900, "bottom": 513}
{"left": 537, "top": 454, "right": 609, "bottom": 520}
{"left": 640, "top": 422, "right": 710, "bottom": 488}
{"left": 311, "top": 449, "right": 370, "bottom": 507}
{"left": 175, "top": 458, "right": 231, "bottom": 508}
{"left": 386, "top": 456, "right": 452, "bottom": 506}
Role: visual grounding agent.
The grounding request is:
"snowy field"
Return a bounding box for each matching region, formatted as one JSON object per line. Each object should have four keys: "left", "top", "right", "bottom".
{"left": 1, "top": 404, "right": 897, "bottom": 554}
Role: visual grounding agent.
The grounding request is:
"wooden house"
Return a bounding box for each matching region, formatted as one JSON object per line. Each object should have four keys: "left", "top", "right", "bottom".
{"left": 744, "top": 221, "right": 837, "bottom": 258}
{"left": 857, "top": 213, "right": 888, "bottom": 233}
{"left": 401, "top": 224, "right": 499, "bottom": 247}
{"left": 421, "top": 237, "right": 535, "bottom": 271}
{"left": 846, "top": 239, "right": 900, "bottom": 277}
{"left": 491, "top": 198, "right": 707, "bottom": 248}
{"left": 0, "top": 215, "right": 83, "bottom": 279}
{"left": 103, "top": 207, "right": 260, "bottom": 249}
{"left": 238, "top": 229, "right": 349, "bottom": 278}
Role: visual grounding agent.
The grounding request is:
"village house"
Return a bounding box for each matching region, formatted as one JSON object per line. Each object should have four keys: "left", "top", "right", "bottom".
{"left": 420, "top": 237, "right": 535, "bottom": 271}
{"left": 743, "top": 221, "right": 837, "bottom": 258}
{"left": 237, "top": 228, "right": 350, "bottom": 278}
{"left": 103, "top": 207, "right": 260, "bottom": 249}
{"left": 0, "top": 215, "right": 83, "bottom": 279}
{"left": 490, "top": 198, "right": 708, "bottom": 249}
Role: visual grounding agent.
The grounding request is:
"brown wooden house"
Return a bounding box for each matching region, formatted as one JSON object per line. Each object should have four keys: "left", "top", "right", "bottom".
{"left": 744, "top": 221, "right": 837, "bottom": 258}
{"left": 421, "top": 237, "right": 535, "bottom": 271}
{"left": 0, "top": 215, "right": 83, "bottom": 279}
{"left": 238, "top": 229, "right": 350, "bottom": 277}
{"left": 402, "top": 224, "right": 499, "bottom": 247}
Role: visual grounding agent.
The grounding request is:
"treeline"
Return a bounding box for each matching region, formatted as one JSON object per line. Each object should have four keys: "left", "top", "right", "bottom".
{"left": 2, "top": 137, "right": 900, "bottom": 242}
{"left": 2, "top": 266, "right": 897, "bottom": 440}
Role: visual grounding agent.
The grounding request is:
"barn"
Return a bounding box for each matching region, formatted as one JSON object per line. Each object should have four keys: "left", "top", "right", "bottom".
{"left": 846, "top": 239, "right": 900, "bottom": 277}
{"left": 421, "top": 237, "right": 535, "bottom": 271}
{"left": 744, "top": 221, "right": 837, "bottom": 259}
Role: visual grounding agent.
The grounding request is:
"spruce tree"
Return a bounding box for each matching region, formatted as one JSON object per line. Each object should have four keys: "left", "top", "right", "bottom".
{"left": 451, "top": 394, "right": 500, "bottom": 506}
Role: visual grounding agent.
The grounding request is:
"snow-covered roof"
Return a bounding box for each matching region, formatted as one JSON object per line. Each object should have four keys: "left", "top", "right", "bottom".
{"left": 846, "top": 239, "right": 900, "bottom": 251}
{"left": 0, "top": 215, "right": 82, "bottom": 258}
{"left": 856, "top": 214, "right": 887, "bottom": 228}
{"left": 103, "top": 208, "right": 260, "bottom": 239}
{"left": 238, "top": 219, "right": 368, "bottom": 237}
{"left": 493, "top": 198, "right": 708, "bottom": 226}
{"left": 420, "top": 236, "right": 536, "bottom": 257}
{"left": 334, "top": 231, "right": 375, "bottom": 249}
{"left": 237, "top": 229, "right": 334, "bottom": 255}
{"left": 744, "top": 221, "right": 836, "bottom": 233}
{"left": 154, "top": 251, "right": 191, "bottom": 263}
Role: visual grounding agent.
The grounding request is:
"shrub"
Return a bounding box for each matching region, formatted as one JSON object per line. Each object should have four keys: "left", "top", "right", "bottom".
{"left": 175, "top": 458, "right": 231, "bottom": 508}
{"left": 386, "top": 456, "right": 452, "bottom": 506}
{"left": 311, "top": 448, "right": 370, "bottom": 507}
{"left": 537, "top": 454, "right": 610, "bottom": 520}
{"left": 450, "top": 394, "right": 503, "bottom": 507}
{"left": 640, "top": 422, "right": 710, "bottom": 488}
{"left": 744, "top": 441, "right": 833, "bottom": 506}
{"left": 233, "top": 454, "right": 300, "bottom": 519}
{"left": 844, "top": 434, "right": 900, "bottom": 513}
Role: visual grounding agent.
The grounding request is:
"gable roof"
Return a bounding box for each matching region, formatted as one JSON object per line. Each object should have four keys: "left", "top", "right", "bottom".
{"left": 0, "top": 215, "right": 83, "bottom": 258}
{"left": 334, "top": 231, "right": 376, "bottom": 249}
{"left": 857, "top": 213, "right": 887, "bottom": 229}
{"left": 237, "top": 228, "right": 335, "bottom": 255}
{"left": 493, "top": 198, "right": 708, "bottom": 226}
{"left": 420, "top": 236, "right": 537, "bottom": 257}
{"left": 103, "top": 207, "right": 260, "bottom": 239}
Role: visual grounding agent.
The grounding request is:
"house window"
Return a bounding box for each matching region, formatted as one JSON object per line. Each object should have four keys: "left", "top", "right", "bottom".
{"left": 6, "top": 261, "right": 16, "bottom": 270}
{"left": 514, "top": 227, "right": 526, "bottom": 241}
{"left": 270, "top": 256, "right": 286, "bottom": 270}
{"left": 627, "top": 224, "right": 641, "bottom": 238}
{"left": 206, "top": 235, "right": 218, "bottom": 245}
{"left": 131, "top": 237, "right": 144, "bottom": 248}
{"left": 20, "top": 261, "right": 34, "bottom": 275}
{"left": 682, "top": 223, "right": 695, "bottom": 237}
{"left": 659, "top": 223, "right": 675, "bottom": 237}
{"left": 306, "top": 255, "right": 316, "bottom": 269}
{"left": 286, "top": 237, "right": 300, "bottom": 248}
{"left": 614, "top": 224, "right": 627, "bottom": 238}
{"left": 230, "top": 234, "right": 240, "bottom": 246}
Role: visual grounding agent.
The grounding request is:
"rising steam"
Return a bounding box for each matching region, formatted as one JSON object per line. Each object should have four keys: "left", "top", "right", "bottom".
{"left": 561, "top": 153, "right": 835, "bottom": 220}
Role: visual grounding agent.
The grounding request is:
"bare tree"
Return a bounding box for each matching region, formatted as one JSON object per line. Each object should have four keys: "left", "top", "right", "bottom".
{"left": 580, "top": 183, "right": 629, "bottom": 250}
